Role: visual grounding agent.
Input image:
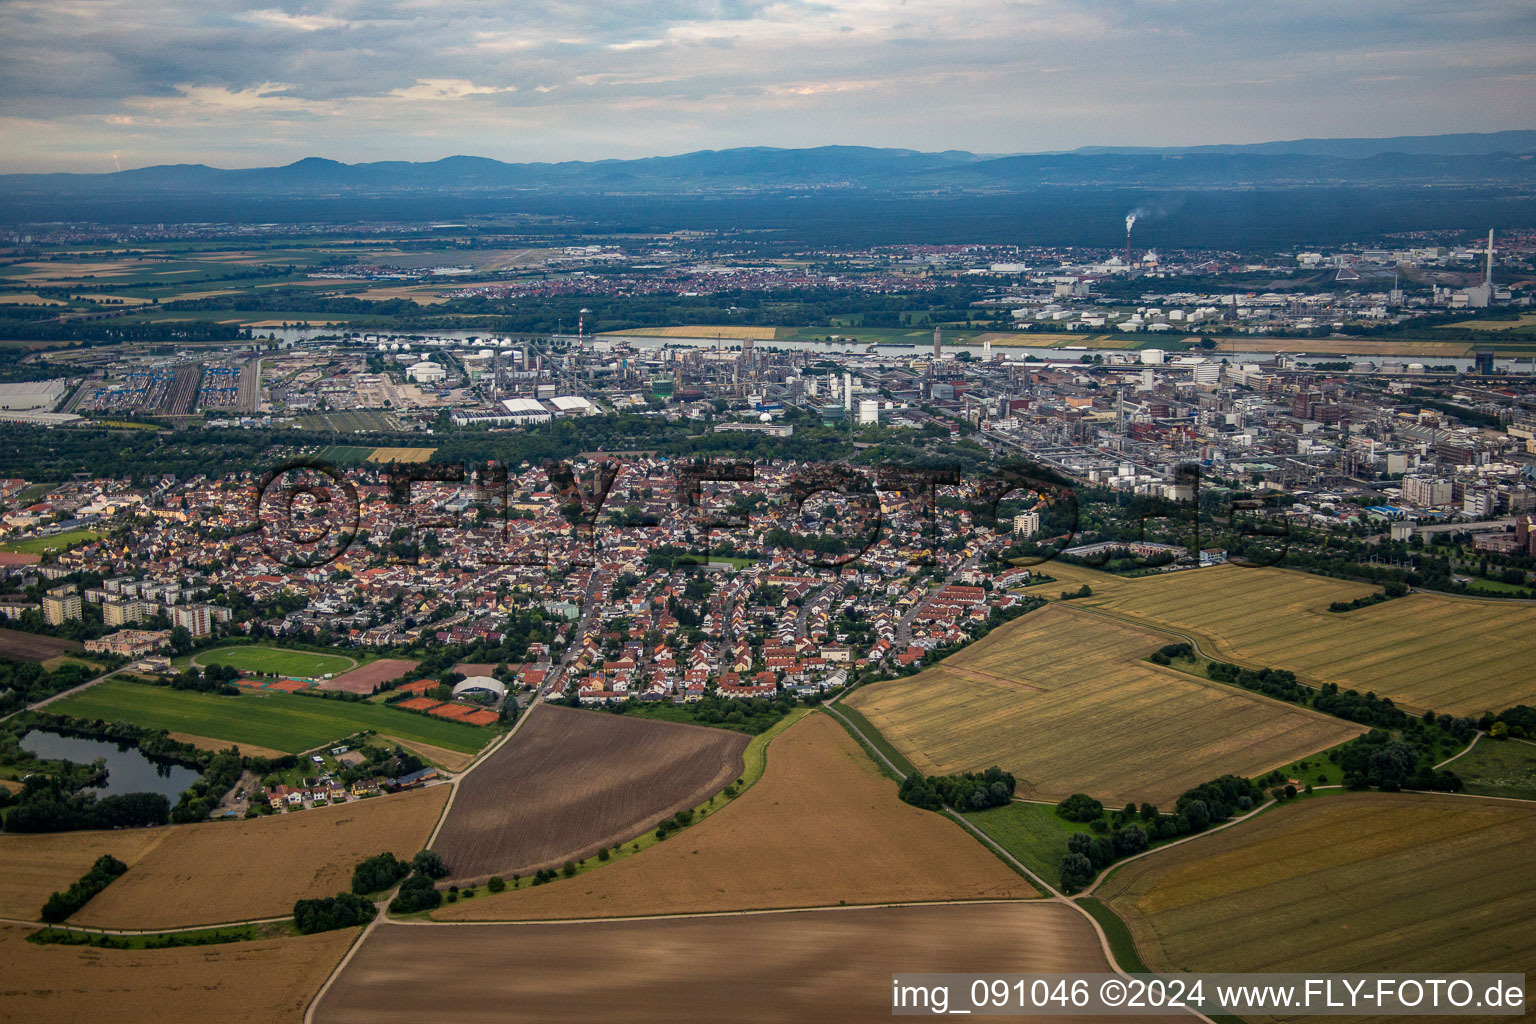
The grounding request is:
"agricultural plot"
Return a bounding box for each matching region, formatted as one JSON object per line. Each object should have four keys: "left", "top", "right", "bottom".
{"left": 191, "top": 644, "right": 356, "bottom": 678}
{"left": 432, "top": 704, "right": 749, "bottom": 882}
{"left": 1098, "top": 793, "right": 1536, "bottom": 982}
{"left": 0, "top": 627, "right": 82, "bottom": 662}
{"left": 322, "top": 903, "right": 1167, "bottom": 1024}
{"left": 312, "top": 445, "right": 375, "bottom": 465}
{"left": 0, "top": 828, "right": 169, "bottom": 920}
{"left": 72, "top": 785, "right": 447, "bottom": 929}
{"left": 1043, "top": 563, "right": 1536, "bottom": 715}
{"left": 1448, "top": 736, "right": 1536, "bottom": 800}
{"left": 45, "top": 678, "right": 494, "bottom": 755}
{"left": 0, "top": 922, "right": 356, "bottom": 1024}
{"left": 845, "top": 604, "right": 1361, "bottom": 805}
{"left": 320, "top": 657, "right": 418, "bottom": 694}
{"left": 366, "top": 446, "right": 436, "bottom": 463}
{"left": 435, "top": 711, "right": 1035, "bottom": 920}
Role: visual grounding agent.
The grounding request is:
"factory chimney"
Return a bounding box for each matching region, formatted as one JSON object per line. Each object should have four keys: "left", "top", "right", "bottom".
{"left": 933, "top": 326, "right": 942, "bottom": 360}
{"left": 1486, "top": 229, "right": 1496, "bottom": 292}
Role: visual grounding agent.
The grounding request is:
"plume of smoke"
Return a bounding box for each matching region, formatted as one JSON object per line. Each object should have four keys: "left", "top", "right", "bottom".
{"left": 1125, "top": 213, "right": 1137, "bottom": 233}
{"left": 112, "top": 153, "right": 121, "bottom": 173}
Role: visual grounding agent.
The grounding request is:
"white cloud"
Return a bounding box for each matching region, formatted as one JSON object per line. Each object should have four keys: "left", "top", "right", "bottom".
{"left": 387, "top": 78, "right": 517, "bottom": 101}
{"left": 241, "top": 9, "right": 351, "bottom": 32}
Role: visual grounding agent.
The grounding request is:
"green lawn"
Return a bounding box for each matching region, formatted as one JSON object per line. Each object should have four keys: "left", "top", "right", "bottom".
{"left": 1450, "top": 736, "right": 1536, "bottom": 800}
{"left": 1, "top": 529, "right": 103, "bottom": 554}
{"left": 45, "top": 679, "right": 494, "bottom": 755}
{"left": 962, "top": 801, "right": 1096, "bottom": 883}
{"left": 190, "top": 645, "right": 356, "bottom": 678}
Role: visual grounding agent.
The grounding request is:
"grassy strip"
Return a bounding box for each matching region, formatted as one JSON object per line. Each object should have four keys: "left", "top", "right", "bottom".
{"left": 825, "top": 705, "right": 904, "bottom": 783}
{"left": 1075, "top": 896, "right": 1149, "bottom": 973}
{"left": 448, "top": 707, "right": 814, "bottom": 906}
{"left": 831, "top": 700, "right": 916, "bottom": 777}
{"left": 26, "top": 919, "right": 295, "bottom": 949}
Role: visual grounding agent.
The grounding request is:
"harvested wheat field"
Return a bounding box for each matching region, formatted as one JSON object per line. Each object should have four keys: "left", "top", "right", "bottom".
{"left": 321, "top": 903, "right": 1177, "bottom": 1024}
{"left": 0, "top": 829, "right": 169, "bottom": 920}
{"left": 0, "top": 922, "right": 355, "bottom": 1024}
{"left": 845, "top": 604, "right": 1361, "bottom": 805}
{"left": 318, "top": 657, "right": 417, "bottom": 694}
{"left": 379, "top": 733, "right": 475, "bottom": 772}
{"left": 432, "top": 704, "right": 749, "bottom": 883}
{"left": 436, "top": 711, "right": 1034, "bottom": 921}
{"left": 166, "top": 731, "right": 287, "bottom": 759}
{"left": 1044, "top": 562, "right": 1536, "bottom": 714}
{"left": 1099, "top": 793, "right": 1536, "bottom": 981}
{"left": 71, "top": 785, "right": 448, "bottom": 930}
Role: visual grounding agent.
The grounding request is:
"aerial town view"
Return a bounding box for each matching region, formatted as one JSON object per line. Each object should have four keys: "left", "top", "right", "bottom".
{"left": 0, "top": 2, "right": 1534, "bottom": 1022}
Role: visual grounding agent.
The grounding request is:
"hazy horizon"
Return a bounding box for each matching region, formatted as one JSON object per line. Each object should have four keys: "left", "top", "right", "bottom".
{"left": 2, "top": 0, "right": 1533, "bottom": 174}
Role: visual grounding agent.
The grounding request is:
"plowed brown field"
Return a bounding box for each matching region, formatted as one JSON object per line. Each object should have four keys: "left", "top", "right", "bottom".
{"left": 432, "top": 704, "right": 749, "bottom": 882}
{"left": 319, "top": 903, "right": 1181, "bottom": 1024}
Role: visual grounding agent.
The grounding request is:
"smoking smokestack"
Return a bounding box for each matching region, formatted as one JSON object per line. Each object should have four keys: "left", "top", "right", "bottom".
{"left": 1125, "top": 213, "right": 1135, "bottom": 266}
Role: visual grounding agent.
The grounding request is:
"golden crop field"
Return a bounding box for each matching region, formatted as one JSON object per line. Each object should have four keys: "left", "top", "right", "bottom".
{"left": 1098, "top": 793, "right": 1536, "bottom": 984}
{"left": 432, "top": 711, "right": 1036, "bottom": 921}
{"left": 366, "top": 447, "right": 436, "bottom": 463}
{"left": 0, "top": 829, "right": 169, "bottom": 920}
{"left": 845, "top": 605, "right": 1361, "bottom": 805}
{"left": 0, "top": 922, "right": 356, "bottom": 1024}
{"left": 72, "top": 786, "right": 449, "bottom": 929}
{"left": 0, "top": 292, "right": 68, "bottom": 306}
{"left": 1044, "top": 563, "right": 1536, "bottom": 715}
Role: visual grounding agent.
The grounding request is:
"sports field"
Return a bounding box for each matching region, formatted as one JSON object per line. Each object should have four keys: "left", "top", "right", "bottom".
{"left": 191, "top": 644, "right": 356, "bottom": 677}
{"left": 321, "top": 903, "right": 1175, "bottom": 1024}
{"left": 1098, "top": 793, "right": 1536, "bottom": 979}
{"left": 1043, "top": 563, "right": 1536, "bottom": 715}
{"left": 45, "top": 678, "right": 495, "bottom": 755}
{"left": 73, "top": 786, "right": 448, "bottom": 929}
{"left": 845, "top": 604, "right": 1362, "bottom": 805}
{"left": 434, "top": 711, "right": 1035, "bottom": 921}
{"left": 0, "top": 529, "right": 102, "bottom": 554}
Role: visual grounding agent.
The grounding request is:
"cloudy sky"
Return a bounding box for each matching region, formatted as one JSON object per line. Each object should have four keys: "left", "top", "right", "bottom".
{"left": 1, "top": 0, "right": 1532, "bottom": 172}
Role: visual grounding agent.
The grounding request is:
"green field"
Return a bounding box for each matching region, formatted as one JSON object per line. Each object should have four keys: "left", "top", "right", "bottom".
{"left": 1450, "top": 736, "right": 1536, "bottom": 800}
{"left": 963, "top": 801, "right": 1096, "bottom": 883}
{"left": 190, "top": 645, "right": 356, "bottom": 677}
{"left": 1, "top": 529, "right": 103, "bottom": 554}
{"left": 45, "top": 678, "right": 493, "bottom": 755}
{"left": 313, "top": 445, "right": 376, "bottom": 465}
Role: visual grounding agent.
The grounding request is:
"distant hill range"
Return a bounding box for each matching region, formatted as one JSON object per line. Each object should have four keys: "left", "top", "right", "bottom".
{"left": 4, "top": 131, "right": 1534, "bottom": 202}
